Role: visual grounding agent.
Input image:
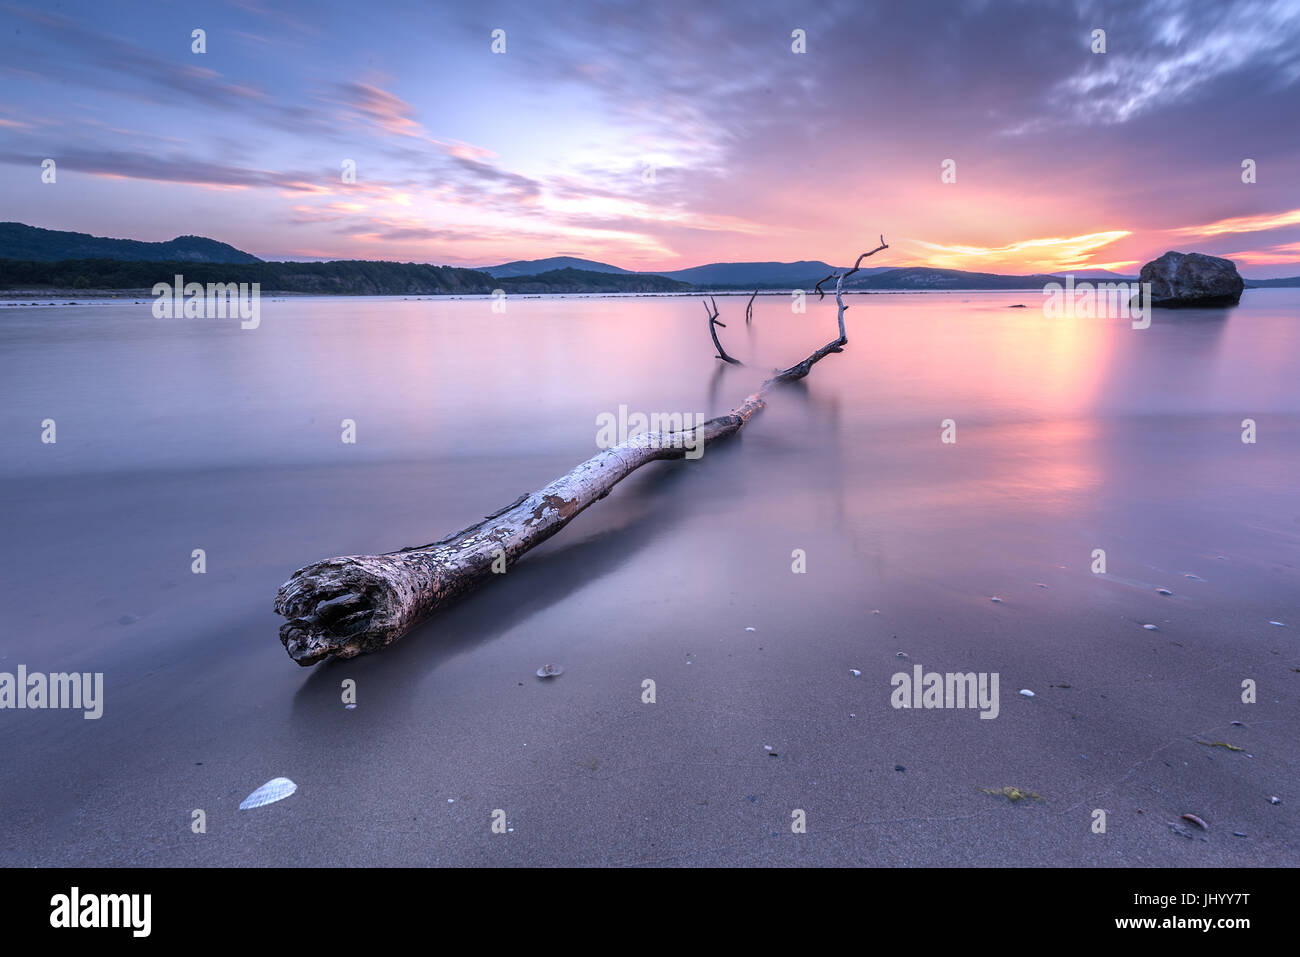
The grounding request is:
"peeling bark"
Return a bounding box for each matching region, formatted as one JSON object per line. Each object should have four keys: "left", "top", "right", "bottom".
{"left": 273, "top": 241, "right": 887, "bottom": 665}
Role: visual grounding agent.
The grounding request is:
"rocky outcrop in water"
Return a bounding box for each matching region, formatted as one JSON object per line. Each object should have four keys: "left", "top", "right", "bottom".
{"left": 1138, "top": 251, "right": 1244, "bottom": 307}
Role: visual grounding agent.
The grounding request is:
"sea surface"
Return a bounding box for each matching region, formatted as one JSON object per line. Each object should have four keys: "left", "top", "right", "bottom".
{"left": 1, "top": 290, "right": 1297, "bottom": 865}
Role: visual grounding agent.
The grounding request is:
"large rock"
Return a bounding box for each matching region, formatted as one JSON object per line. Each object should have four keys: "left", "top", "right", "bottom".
{"left": 1138, "top": 251, "right": 1244, "bottom": 307}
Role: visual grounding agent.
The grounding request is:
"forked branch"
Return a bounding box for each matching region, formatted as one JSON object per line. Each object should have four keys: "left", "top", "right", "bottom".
{"left": 704, "top": 296, "right": 742, "bottom": 364}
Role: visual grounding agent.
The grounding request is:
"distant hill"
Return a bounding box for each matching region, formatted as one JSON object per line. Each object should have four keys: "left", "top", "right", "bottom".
{"left": 495, "top": 268, "right": 689, "bottom": 294}
{"left": 655, "top": 260, "right": 895, "bottom": 288}
{"left": 0, "top": 222, "right": 262, "bottom": 264}
{"left": 0, "top": 257, "right": 491, "bottom": 295}
{"left": 481, "top": 257, "right": 632, "bottom": 278}
{"left": 1244, "top": 276, "right": 1300, "bottom": 287}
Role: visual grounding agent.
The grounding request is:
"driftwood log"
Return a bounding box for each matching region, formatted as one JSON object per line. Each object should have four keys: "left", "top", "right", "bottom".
{"left": 273, "top": 240, "right": 887, "bottom": 664}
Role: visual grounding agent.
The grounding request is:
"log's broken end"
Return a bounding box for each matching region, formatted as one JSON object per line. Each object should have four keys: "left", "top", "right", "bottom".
{"left": 274, "top": 558, "right": 401, "bottom": 665}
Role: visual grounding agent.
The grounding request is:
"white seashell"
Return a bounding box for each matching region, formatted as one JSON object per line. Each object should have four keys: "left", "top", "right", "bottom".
{"left": 536, "top": 663, "right": 564, "bottom": 677}
{"left": 239, "top": 777, "right": 297, "bottom": 810}
{"left": 1143, "top": 623, "right": 1158, "bottom": 630}
{"left": 1269, "top": 621, "right": 1285, "bottom": 627}
{"left": 990, "top": 596, "right": 1003, "bottom": 603}
{"left": 745, "top": 626, "right": 756, "bottom": 632}
{"left": 1156, "top": 588, "right": 1172, "bottom": 595}
{"left": 1019, "top": 689, "right": 1034, "bottom": 697}
{"left": 1270, "top": 796, "right": 1281, "bottom": 804}
{"left": 849, "top": 669, "right": 861, "bottom": 677}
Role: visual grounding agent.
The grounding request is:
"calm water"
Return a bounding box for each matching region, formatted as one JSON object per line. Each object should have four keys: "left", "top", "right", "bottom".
{"left": 2, "top": 290, "right": 1297, "bottom": 865}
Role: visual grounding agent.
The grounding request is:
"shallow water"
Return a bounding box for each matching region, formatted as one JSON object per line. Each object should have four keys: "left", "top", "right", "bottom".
{"left": 2, "top": 290, "right": 1297, "bottom": 865}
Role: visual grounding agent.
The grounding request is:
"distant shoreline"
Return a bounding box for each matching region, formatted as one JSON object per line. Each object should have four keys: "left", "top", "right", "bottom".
{"left": 0, "top": 286, "right": 1164, "bottom": 303}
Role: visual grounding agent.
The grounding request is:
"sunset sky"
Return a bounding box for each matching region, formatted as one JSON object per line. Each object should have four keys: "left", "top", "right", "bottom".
{"left": 1, "top": 0, "right": 1298, "bottom": 276}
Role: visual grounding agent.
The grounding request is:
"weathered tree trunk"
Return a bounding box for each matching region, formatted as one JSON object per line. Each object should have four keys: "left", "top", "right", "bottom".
{"left": 273, "top": 242, "right": 886, "bottom": 664}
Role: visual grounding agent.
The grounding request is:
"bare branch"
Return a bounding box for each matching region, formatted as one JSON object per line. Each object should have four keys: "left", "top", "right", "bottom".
{"left": 704, "top": 296, "right": 742, "bottom": 365}
{"left": 841, "top": 235, "right": 889, "bottom": 283}
{"left": 815, "top": 237, "right": 888, "bottom": 300}
{"left": 745, "top": 288, "right": 757, "bottom": 324}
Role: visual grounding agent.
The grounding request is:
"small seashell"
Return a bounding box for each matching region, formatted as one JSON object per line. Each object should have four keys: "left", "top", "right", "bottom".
{"left": 1232, "top": 831, "right": 1247, "bottom": 837}
{"left": 1269, "top": 620, "right": 1285, "bottom": 627}
{"left": 1034, "top": 583, "right": 1047, "bottom": 588}
{"left": 1270, "top": 796, "right": 1281, "bottom": 805}
{"left": 239, "top": 777, "right": 297, "bottom": 810}
{"left": 1019, "top": 689, "right": 1035, "bottom": 697}
{"left": 896, "top": 652, "right": 909, "bottom": 659}
{"left": 764, "top": 745, "right": 773, "bottom": 751}
{"left": 849, "top": 669, "right": 862, "bottom": 677}
{"left": 745, "top": 626, "right": 756, "bottom": 632}
{"left": 1156, "top": 588, "right": 1172, "bottom": 595}
{"left": 344, "top": 703, "right": 356, "bottom": 710}
{"left": 871, "top": 609, "right": 881, "bottom": 614}
{"left": 1181, "top": 813, "right": 1208, "bottom": 830}
{"left": 1143, "top": 623, "right": 1158, "bottom": 630}
{"left": 536, "top": 663, "right": 564, "bottom": 678}
{"left": 990, "top": 596, "right": 1003, "bottom": 603}
{"left": 1184, "top": 573, "right": 1205, "bottom": 581}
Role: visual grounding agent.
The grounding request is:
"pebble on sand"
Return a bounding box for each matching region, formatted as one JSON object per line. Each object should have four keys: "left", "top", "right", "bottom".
{"left": 1143, "top": 623, "right": 1158, "bottom": 630}
{"left": 536, "top": 663, "right": 564, "bottom": 678}
{"left": 1019, "top": 689, "right": 1035, "bottom": 697}
{"left": 849, "top": 669, "right": 861, "bottom": 677}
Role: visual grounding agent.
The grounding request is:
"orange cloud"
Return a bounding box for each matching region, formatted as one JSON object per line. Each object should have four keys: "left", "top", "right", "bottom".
{"left": 909, "top": 230, "right": 1131, "bottom": 272}
{"left": 1170, "top": 208, "right": 1300, "bottom": 238}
